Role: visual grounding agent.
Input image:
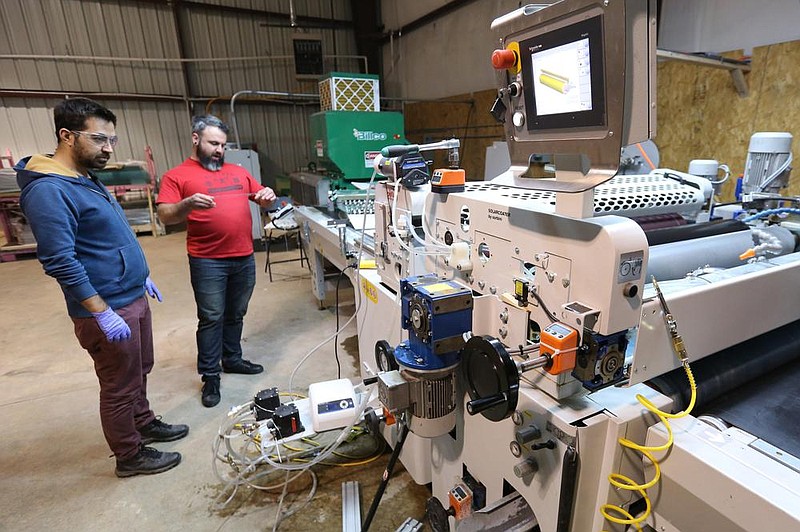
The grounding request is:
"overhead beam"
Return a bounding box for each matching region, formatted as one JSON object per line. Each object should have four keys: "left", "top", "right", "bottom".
{"left": 379, "top": 0, "right": 481, "bottom": 45}
{"left": 117, "top": 0, "right": 353, "bottom": 30}
{"left": 170, "top": 2, "right": 194, "bottom": 115}
{"left": 656, "top": 49, "right": 752, "bottom": 97}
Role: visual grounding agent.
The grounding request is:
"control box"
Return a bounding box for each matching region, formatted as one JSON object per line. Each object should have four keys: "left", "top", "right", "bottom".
{"left": 539, "top": 322, "right": 578, "bottom": 375}
{"left": 308, "top": 378, "right": 357, "bottom": 432}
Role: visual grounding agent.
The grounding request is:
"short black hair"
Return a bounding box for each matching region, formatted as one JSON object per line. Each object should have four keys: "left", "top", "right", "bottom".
{"left": 192, "top": 115, "right": 229, "bottom": 135}
{"left": 54, "top": 97, "right": 117, "bottom": 140}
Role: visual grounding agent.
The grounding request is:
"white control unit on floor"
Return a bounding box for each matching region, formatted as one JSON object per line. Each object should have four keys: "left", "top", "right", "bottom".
{"left": 308, "top": 378, "right": 357, "bottom": 432}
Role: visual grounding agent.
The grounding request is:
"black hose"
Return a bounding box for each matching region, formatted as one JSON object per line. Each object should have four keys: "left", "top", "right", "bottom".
{"left": 556, "top": 445, "right": 579, "bottom": 532}
{"left": 334, "top": 264, "right": 355, "bottom": 379}
{"left": 362, "top": 423, "right": 411, "bottom": 531}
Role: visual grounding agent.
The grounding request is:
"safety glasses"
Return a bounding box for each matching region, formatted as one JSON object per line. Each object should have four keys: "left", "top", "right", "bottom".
{"left": 71, "top": 130, "right": 119, "bottom": 148}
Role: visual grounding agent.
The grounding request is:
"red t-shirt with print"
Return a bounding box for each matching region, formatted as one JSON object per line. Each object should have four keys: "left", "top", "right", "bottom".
{"left": 158, "top": 158, "right": 263, "bottom": 258}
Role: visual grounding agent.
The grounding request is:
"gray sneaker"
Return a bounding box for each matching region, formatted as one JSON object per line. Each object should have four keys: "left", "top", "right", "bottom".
{"left": 115, "top": 445, "right": 181, "bottom": 478}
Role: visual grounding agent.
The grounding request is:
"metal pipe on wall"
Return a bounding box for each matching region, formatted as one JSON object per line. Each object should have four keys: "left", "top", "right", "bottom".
{"left": 229, "top": 90, "right": 319, "bottom": 148}
{"left": 0, "top": 53, "right": 366, "bottom": 66}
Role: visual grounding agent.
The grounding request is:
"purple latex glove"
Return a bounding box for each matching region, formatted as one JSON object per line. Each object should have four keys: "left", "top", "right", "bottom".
{"left": 91, "top": 308, "right": 131, "bottom": 342}
{"left": 145, "top": 276, "right": 162, "bottom": 302}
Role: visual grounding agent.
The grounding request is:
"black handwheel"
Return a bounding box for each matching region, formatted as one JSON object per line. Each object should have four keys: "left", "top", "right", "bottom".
{"left": 425, "top": 497, "right": 452, "bottom": 532}
{"left": 375, "top": 340, "right": 399, "bottom": 372}
{"left": 364, "top": 407, "right": 381, "bottom": 435}
{"left": 461, "top": 335, "right": 519, "bottom": 422}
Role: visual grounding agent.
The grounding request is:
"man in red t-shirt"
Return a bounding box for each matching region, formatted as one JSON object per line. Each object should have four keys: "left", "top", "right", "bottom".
{"left": 157, "top": 115, "right": 276, "bottom": 407}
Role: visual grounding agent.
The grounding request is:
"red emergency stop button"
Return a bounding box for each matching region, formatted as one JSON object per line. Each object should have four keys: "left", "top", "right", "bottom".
{"left": 492, "top": 49, "right": 517, "bottom": 70}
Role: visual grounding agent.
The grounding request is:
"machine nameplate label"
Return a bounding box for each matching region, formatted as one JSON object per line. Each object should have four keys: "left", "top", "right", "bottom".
{"left": 352, "top": 128, "right": 387, "bottom": 141}
{"left": 488, "top": 208, "right": 510, "bottom": 221}
{"left": 546, "top": 420, "right": 576, "bottom": 447}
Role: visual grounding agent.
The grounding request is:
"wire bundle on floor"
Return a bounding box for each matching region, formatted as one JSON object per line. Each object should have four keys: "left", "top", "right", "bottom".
{"left": 212, "top": 385, "right": 382, "bottom": 531}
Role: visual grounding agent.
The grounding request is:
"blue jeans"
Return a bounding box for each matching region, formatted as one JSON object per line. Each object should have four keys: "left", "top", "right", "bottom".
{"left": 189, "top": 254, "right": 256, "bottom": 377}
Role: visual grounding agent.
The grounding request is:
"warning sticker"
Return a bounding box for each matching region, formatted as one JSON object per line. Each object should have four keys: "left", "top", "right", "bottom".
{"left": 316, "top": 140, "right": 324, "bottom": 158}
{"left": 364, "top": 151, "right": 380, "bottom": 169}
{"left": 361, "top": 278, "right": 378, "bottom": 304}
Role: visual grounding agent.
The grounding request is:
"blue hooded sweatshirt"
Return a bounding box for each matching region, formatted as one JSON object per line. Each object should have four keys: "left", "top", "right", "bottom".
{"left": 15, "top": 154, "right": 149, "bottom": 318}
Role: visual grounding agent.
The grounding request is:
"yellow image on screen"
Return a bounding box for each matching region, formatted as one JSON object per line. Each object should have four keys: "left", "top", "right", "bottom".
{"left": 539, "top": 69, "right": 571, "bottom": 94}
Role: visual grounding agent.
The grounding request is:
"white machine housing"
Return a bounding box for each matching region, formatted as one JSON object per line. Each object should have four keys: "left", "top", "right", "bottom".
{"left": 324, "top": 2, "right": 800, "bottom": 531}
{"left": 742, "top": 131, "right": 793, "bottom": 196}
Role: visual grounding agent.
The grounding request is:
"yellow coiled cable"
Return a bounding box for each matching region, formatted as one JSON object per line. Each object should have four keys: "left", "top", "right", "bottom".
{"left": 600, "top": 360, "right": 697, "bottom": 531}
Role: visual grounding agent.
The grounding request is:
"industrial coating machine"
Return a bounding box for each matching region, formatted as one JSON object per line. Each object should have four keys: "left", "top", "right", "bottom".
{"left": 353, "top": 1, "right": 800, "bottom": 531}
{"left": 235, "top": 1, "right": 800, "bottom": 530}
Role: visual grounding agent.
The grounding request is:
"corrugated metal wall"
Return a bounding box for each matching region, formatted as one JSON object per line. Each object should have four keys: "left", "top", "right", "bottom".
{"left": 0, "top": 96, "right": 188, "bottom": 175}
{"left": 0, "top": 0, "right": 359, "bottom": 177}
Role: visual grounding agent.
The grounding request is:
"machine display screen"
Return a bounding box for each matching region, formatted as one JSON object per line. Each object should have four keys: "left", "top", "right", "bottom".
{"left": 546, "top": 323, "right": 572, "bottom": 337}
{"left": 519, "top": 15, "right": 605, "bottom": 131}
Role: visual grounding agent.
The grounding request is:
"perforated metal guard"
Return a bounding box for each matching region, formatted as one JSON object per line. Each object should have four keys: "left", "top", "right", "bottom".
{"left": 464, "top": 173, "right": 706, "bottom": 219}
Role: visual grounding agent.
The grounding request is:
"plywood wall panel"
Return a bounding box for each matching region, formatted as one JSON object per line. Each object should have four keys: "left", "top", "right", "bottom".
{"left": 405, "top": 39, "right": 800, "bottom": 199}
{"left": 657, "top": 40, "right": 800, "bottom": 200}
{"left": 403, "top": 90, "right": 504, "bottom": 181}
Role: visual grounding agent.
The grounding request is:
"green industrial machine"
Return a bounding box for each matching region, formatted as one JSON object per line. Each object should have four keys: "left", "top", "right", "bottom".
{"left": 310, "top": 110, "right": 405, "bottom": 183}
{"left": 291, "top": 73, "right": 407, "bottom": 206}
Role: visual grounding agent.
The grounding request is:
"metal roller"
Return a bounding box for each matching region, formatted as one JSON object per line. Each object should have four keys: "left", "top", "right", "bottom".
{"left": 646, "top": 225, "right": 796, "bottom": 281}
{"left": 645, "top": 219, "right": 747, "bottom": 246}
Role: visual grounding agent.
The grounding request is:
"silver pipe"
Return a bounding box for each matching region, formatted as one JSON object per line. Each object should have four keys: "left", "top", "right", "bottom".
{"left": 0, "top": 53, "right": 366, "bottom": 66}
{"left": 517, "top": 355, "right": 549, "bottom": 373}
{"left": 229, "top": 90, "right": 318, "bottom": 148}
{"left": 0, "top": 53, "right": 294, "bottom": 63}
{"left": 289, "top": 0, "right": 297, "bottom": 27}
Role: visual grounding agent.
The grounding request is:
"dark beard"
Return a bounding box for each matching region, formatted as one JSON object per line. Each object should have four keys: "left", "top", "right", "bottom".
{"left": 198, "top": 152, "right": 224, "bottom": 171}
{"left": 80, "top": 153, "right": 110, "bottom": 171}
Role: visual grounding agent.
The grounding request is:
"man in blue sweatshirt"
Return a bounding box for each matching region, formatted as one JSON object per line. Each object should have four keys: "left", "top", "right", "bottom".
{"left": 15, "top": 97, "right": 189, "bottom": 478}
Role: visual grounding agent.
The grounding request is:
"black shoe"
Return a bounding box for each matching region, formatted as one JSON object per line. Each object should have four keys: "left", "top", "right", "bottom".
{"left": 115, "top": 445, "right": 181, "bottom": 478}
{"left": 202, "top": 375, "right": 221, "bottom": 407}
{"left": 222, "top": 359, "right": 264, "bottom": 375}
{"left": 138, "top": 417, "right": 189, "bottom": 445}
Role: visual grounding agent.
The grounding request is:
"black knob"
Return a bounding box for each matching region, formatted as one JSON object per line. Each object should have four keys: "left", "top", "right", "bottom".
{"left": 531, "top": 439, "right": 557, "bottom": 451}
{"left": 364, "top": 407, "right": 382, "bottom": 435}
{"left": 515, "top": 424, "right": 542, "bottom": 445}
{"left": 375, "top": 340, "right": 399, "bottom": 372}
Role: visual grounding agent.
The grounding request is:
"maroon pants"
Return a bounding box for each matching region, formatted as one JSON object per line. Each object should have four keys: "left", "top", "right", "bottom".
{"left": 73, "top": 296, "right": 156, "bottom": 460}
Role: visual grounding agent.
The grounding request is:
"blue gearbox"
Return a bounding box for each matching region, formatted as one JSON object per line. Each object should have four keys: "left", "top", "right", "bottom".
{"left": 393, "top": 274, "right": 474, "bottom": 371}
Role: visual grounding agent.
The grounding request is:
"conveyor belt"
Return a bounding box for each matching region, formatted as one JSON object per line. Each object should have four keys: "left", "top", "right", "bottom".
{"left": 703, "top": 357, "right": 800, "bottom": 460}
{"left": 649, "top": 319, "right": 800, "bottom": 459}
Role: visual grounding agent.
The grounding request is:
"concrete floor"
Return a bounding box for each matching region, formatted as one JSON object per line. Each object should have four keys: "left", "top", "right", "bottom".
{"left": 0, "top": 232, "right": 429, "bottom": 531}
